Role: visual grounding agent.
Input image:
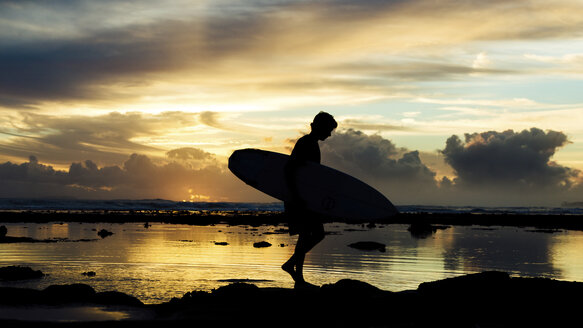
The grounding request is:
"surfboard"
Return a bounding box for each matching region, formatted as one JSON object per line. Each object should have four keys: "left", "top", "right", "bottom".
{"left": 228, "top": 148, "right": 398, "bottom": 221}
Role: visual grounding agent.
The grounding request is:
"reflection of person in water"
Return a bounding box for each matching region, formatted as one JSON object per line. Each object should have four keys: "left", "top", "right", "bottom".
{"left": 282, "top": 112, "right": 337, "bottom": 288}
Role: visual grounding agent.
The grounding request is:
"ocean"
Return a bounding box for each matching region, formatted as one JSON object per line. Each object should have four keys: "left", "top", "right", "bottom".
{"left": 1, "top": 198, "right": 583, "bottom": 215}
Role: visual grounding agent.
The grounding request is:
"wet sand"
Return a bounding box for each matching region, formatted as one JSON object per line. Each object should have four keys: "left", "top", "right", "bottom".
{"left": 1, "top": 271, "right": 581, "bottom": 327}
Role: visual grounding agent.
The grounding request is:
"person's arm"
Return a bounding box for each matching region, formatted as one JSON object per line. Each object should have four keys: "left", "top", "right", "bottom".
{"left": 284, "top": 138, "right": 308, "bottom": 209}
{"left": 284, "top": 157, "right": 304, "bottom": 208}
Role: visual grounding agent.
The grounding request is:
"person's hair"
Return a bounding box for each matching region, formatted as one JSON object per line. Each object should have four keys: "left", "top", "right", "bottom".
{"left": 312, "top": 111, "right": 337, "bottom": 131}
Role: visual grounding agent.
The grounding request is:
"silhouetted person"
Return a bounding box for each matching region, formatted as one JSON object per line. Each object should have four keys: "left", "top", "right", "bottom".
{"left": 282, "top": 112, "right": 337, "bottom": 288}
{"left": 0, "top": 225, "right": 6, "bottom": 239}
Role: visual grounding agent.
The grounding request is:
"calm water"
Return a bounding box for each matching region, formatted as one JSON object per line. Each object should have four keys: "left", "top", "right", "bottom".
{"left": 1, "top": 221, "right": 583, "bottom": 304}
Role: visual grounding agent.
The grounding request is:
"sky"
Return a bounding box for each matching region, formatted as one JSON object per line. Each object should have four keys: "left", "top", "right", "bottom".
{"left": 1, "top": 0, "right": 583, "bottom": 206}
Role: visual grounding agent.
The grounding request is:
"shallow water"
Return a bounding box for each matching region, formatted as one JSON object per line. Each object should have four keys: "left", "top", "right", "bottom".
{"left": 1, "top": 221, "right": 582, "bottom": 304}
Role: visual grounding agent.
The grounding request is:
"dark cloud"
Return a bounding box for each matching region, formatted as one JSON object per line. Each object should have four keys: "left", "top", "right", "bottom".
{"left": 0, "top": 111, "right": 198, "bottom": 165}
{"left": 1, "top": 127, "right": 582, "bottom": 206}
{"left": 2, "top": 0, "right": 582, "bottom": 107}
{"left": 0, "top": 26, "right": 181, "bottom": 105}
{"left": 442, "top": 128, "right": 576, "bottom": 189}
{"left": 0, "top": 152, "right": 269, "bottom": 201}
{"left": 320, "top": 129, "right": 439, "bottom": 204}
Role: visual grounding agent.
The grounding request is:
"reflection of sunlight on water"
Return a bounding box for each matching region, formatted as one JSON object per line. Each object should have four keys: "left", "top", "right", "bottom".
{"left": 551, "top": 230, "right": 583, "bottom": 281}
{"left": 0, "top": 306, "right": 132, "bottom": 322}
{"left": 1, "top": 222, "right": 583, "bottom": 304}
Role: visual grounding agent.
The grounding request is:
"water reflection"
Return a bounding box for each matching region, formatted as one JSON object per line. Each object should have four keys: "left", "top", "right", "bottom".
{"left": 1, "top": 222, "right": 582, "bottom": 304}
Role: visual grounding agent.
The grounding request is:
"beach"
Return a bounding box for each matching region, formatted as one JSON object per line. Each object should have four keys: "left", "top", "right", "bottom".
{"left": 2, "top": 208, "right": 583, "bottom": 326}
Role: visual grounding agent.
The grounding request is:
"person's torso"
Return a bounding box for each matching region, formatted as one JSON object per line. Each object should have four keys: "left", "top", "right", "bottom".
{"left": 290, "top": 134, "right": 320, "bottom": 163}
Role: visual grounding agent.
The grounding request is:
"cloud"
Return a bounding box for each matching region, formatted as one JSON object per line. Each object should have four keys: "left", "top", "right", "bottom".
{"left": 442, "top": 128, "right": 579, "bottom": 195}
{"left": 0, "top": 111, "right": 200, "bottom": 165}
{"left": 320, "top": 129, "right": 439, "bottom": 204}
{"left": 2, "top": 0, "right": 583, "bottom": 109}
{"left": 1, "top": 127, "right": 582, "bottom": 206}
{"left": 166, "top": 147, "right": 218, "bottom": 169}
{"left": 0, "top": 152, "right": 271, "bottom": 202}
{"left": 340, "top": 119, "right": 413, "bottom": 132}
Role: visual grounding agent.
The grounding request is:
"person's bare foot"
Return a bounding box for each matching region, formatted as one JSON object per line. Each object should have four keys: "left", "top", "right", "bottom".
{"left": 282, "top": 261, "right": 297, "bottom": 281}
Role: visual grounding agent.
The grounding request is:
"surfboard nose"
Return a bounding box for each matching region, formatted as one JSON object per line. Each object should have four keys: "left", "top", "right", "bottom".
{"left": 228, "top": 150, "right": 243, "bottom": 175}
{"left": 228, "top": 149, "right": 261, "bottom": 179}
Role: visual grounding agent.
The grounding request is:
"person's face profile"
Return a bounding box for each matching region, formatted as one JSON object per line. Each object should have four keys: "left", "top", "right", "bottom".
{"left": 314, "top": 126, "right": 334, "bottom": 141}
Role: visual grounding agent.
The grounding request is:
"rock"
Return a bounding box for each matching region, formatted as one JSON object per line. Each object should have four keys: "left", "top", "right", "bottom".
{"left": 0, "top": 286, "right": 44, "bottom": 305}
{"left": 253, "top": 241, "right": 271, "bottom": 248}
{"left": 0, "top": 266, "right": 44, "bottom": 281}
{"left": 417, "top": 271, "right": 511, "bottom": 299}
{"left": 408, "top": 222, "right": 450, "bottom": 239}
{"left": 212, "top": 282, "right": 260, "bottom": 299}
{"left": 348, "top": 241, "right": 386, "bottom": 252}
{"left": 321, "top": 279, "right": 382, "bottom": 295}
{"left": 214, "top": 242, "right": 229, "bottom": 246}
{"left": 94, "top": 291, "right": 144, "bottom": 306}
{"left": 43, "top": 284, "right": 96, "bottom": 304}
{"left": 97, "top": 229, "right": 114, "bottom": 238}
{"left": 0, "top": 225, "right": 6, "bottom": 238}
{"left": 82, "top": 271, "right": 96, "bottom": 277}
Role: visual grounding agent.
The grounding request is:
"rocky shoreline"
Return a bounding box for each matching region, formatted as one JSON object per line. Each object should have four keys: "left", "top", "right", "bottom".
{"left": 1, "top": 209, "right": 583, "bottom": 231}
{"left": 0, "top": 271, "right": 580, "bottom": 327}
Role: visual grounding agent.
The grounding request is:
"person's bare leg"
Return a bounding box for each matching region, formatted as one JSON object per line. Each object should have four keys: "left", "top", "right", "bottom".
{"left": 289, "top": 231, "right": 324, "bottom": 286}
{"left": 282, "top": 254, "right": 298, "bottom": 281}
{"left": 282, "top": 234, "right": 308, "bottom": 283}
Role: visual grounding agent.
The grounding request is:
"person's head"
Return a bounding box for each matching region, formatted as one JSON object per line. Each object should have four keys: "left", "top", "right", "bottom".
{"left": 310, "top": 111, "right": 337, "bottom": 141}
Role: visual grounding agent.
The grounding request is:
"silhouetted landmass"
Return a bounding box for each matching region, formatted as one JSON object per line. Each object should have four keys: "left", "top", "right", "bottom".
{"left": 0, "top": 272, "right": 581, "bottom": 327}
{"left": 0, "top": 266, "right": 44, "bottom": 281}
{"left": 0, "top": 283, "right": 142, "bottom": 307}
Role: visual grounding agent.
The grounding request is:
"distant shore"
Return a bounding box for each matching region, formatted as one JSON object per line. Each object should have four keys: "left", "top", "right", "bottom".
{"left": 1, "top": 209, "right": 583, "bottom": 231}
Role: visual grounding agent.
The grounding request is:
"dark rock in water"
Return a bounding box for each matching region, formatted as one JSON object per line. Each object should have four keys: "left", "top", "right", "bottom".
{"left": 42, "top": 284, "right": 97, "bottom": 304}
{"left": 0, "top": 225, "right": 6, "bottom": 238}
{"left": 97, "top": 229, "right": 114, "bottom": 238}
{"left": 0, "top": 283, "right": 143, "bottom": 307}
{"left": 253, "top": 241, "right": 271, "bottom": 248}
{"left": 0, "top": 286, "right": 44, "bottom": 305}
{"left": 348, "top": 241, "right": 386, "bottom": 252}
{"left": 408, "top": 222, "right": 449, "bottom": 239}
{"left": 0, "top": 266, "right": 44, "bottom": 281}
{"left": 82, "top": 271, "right": 96, "bottom": 277}
{"left": 214, "top": 241, "right": 229, "bottom": 246}
{"left": 94, "top": 291, "right": 144, "bottom": 306}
